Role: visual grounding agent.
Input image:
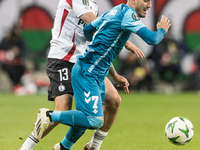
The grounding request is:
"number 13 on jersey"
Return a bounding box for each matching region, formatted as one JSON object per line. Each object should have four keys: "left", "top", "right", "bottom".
{"left": 58, "top": 68, "right": 69, "bottom": 81}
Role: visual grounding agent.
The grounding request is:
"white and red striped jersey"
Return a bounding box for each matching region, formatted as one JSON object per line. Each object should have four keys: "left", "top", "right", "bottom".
{"left": 48, "top": 0, "right": 98, "bottom": 63}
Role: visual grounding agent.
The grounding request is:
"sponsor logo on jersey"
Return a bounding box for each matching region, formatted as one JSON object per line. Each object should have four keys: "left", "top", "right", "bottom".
{"left": 78, "top": 18, "right": 86, "bottom": 27}
{"left": 132, "top": 13, "right": 140, "bottom": 20}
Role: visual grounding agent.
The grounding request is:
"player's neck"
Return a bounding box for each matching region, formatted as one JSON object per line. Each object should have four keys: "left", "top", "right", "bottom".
{"left": 126, "top": 1, "right": 135, "bottom": 10}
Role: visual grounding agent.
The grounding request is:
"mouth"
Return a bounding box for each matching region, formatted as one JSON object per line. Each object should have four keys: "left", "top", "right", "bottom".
{"left": 143, "top": 8, "right": 148, "bottom": 14}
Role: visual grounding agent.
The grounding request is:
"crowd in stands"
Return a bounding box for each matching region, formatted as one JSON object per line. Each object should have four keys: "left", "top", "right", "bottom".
{"left": 0, "top": 17, "right": 37, "bottom": 95}
{"left": 117, "top": 30, "right": 200, "bottom": 93}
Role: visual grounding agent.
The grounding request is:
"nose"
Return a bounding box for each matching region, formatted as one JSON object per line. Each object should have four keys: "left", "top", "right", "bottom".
{"left": 147, "top": 1, "right": 152, "bottom": 8}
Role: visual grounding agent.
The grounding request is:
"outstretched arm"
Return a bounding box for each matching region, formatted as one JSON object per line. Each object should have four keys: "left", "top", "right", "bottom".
{"left": 137, "top": 27, "right": 166, "bottom": 45}
{"left": 109, "top": 64, "right": 129, "bottom": 94}
{"left": 125, "top": 41, "right": 145, "bottom": 58}
{"left": 136, "top": 15, "right": 171, "bottom": 45}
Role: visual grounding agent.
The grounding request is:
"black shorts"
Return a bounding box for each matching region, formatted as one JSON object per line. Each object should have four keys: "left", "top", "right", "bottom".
{"left": 46, "top": 58, "right": 74, "bottom": 101}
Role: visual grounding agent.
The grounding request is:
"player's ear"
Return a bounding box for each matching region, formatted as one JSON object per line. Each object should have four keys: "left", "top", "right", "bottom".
{"left": 132, "top": 0, "right": 136, "bottom": 5}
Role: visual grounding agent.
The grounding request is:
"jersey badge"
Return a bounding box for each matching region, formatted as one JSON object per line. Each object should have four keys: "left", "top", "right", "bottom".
{"left": 82, "top": 0, "right": 89, "bottom": 6}
{"left": 132, "top": 13, "right": 140, "bottom": 20}
{"left": 58, "top": 84, "right": 66, "bottom": 92}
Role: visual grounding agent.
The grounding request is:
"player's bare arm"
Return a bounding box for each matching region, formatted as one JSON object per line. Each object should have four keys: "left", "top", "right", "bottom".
{"left": 109, "top": 64, "right": 129, "bottom": 94}
{"left": 80, "top": 12, "right": 97, "bottom": 24}
{"left": 125, "top": 41, "right": 145, "bottom": 58}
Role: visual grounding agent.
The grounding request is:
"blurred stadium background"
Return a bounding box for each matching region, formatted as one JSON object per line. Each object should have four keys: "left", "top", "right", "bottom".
{"left": 0, "top": 0, "right": 200, "bottom": 94}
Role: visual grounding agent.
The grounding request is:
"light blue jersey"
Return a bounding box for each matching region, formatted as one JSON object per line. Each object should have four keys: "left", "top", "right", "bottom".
{"left": 71, "top": 3, "right": 166, "bottom": 123}
{"left": 78, "top": 4, "right": 145, "bottom": 83}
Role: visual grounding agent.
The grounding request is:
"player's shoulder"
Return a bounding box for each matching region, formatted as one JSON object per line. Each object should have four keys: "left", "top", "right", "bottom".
{"left": 103, "top": 4, "right": 128, "bottom": 18}
{"left": 124, "top": 7, "right": 141, "bottom": 22}
{"left": 72, "top": 0, "right": 96, "bottom": 6}
{"left": 111, "top": 3, "right": 128, "bottom": 12}
{"left": 60, "top": 0, "right": 87, "bottom": 7}
{"left": 111, "top": 4, "right": 138, "bottom": 19}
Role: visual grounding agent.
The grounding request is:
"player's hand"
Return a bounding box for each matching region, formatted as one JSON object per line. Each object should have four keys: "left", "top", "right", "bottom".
{"left": 125, "top": 41, "right": 145, "bottom": 58}
{"left": 157, "top": 15, "right": 171, "bottom": 33}
{"left": 112, "top": 74, "right": 129, "bottom": 94}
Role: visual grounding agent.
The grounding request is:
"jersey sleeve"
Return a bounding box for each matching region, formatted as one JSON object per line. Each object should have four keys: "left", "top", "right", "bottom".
{"left": 73, "top": 0, "right": 94, "bottom": 17}
{"left": 137, "top": 27, "right": 166, "bottom": 45}
{"left": 83, "top": 23, "right": 97, "bottom": 41}
{"left": 91, "top": 15, "right": 103, "bottom": 29}
{"left": 121, "top": 9, "right": 145, "bottom": 33}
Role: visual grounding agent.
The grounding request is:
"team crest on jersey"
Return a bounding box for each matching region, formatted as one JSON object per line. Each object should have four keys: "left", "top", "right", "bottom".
{"left": 58, "top": 84, "right": 65, "bottom": 92}
{"left": 82, "top": 0, "right": 89, "bottom": 6}
{"left": 132, "top": 13, "right": 140, "bottom": 20}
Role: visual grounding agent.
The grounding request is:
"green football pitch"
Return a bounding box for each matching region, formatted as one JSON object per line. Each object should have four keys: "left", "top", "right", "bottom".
{"left": 1, "top": 92, "right": 200, "bottom": 150}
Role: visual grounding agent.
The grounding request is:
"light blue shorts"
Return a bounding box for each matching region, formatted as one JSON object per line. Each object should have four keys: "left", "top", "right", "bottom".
{"left": 71, "top": 63, "right": 105, "bottom": 117}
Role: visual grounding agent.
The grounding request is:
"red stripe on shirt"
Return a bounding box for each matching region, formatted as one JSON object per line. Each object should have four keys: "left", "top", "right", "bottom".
{"left": 58, "top": 9, "right": 69, "bottom": 38}
{"left": 62, "top": 32, "right": 76, "bottom": 61}
{"left": 66, "top": 0, "right": 73, "bottom": 8}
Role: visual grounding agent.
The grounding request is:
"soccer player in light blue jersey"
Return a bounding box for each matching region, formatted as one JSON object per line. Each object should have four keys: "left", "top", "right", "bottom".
{"left": 36, "top": 0, "right": 171, "bottom": 149}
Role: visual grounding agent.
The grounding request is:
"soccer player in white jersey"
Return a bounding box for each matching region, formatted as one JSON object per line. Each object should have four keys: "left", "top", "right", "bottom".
{"left": 19, "top": 0, "right": 144, "bottom": 150}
